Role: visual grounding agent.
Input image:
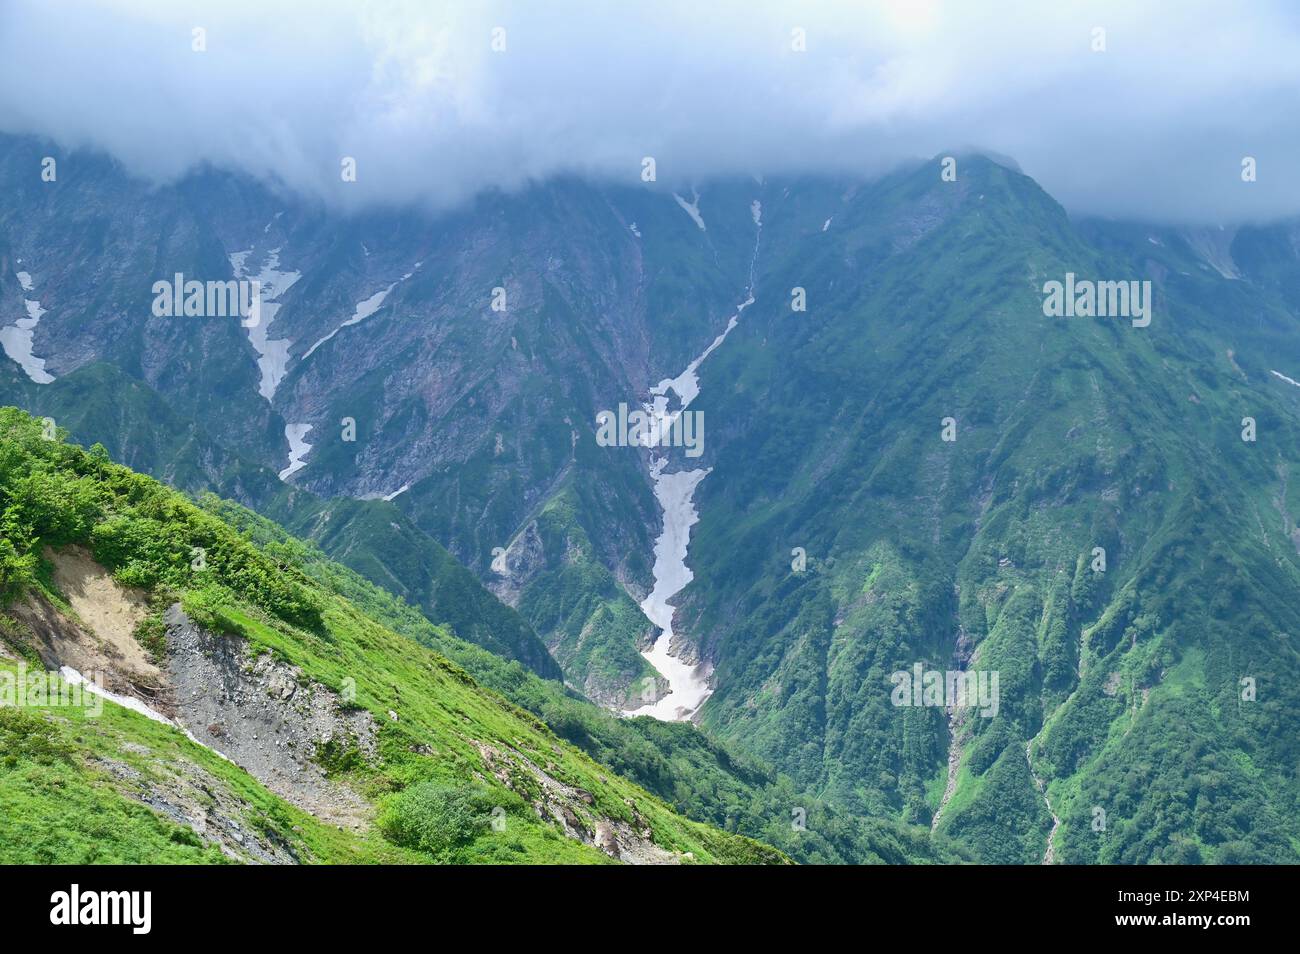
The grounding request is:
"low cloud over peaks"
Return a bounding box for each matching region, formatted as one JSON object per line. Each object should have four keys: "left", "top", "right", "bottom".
{"left": 3, "top": 0, "right": 1298, "bottom": 222}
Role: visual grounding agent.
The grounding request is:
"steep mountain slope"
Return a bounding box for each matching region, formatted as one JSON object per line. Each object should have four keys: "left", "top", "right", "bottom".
{"left": 0, "top": 408, "right": 786, "bottom": 864}
{"left": 0, "top": 358, "right": 562, "bottom": 681}
{"left": 0, "top": 133, "right": 768, "bottom": 704}
{"left": 675, "top": 156, "right": 1300, "bottom": 862}
{"left": 5, "top": 131, "right": 1298, "bottom": 865}
{"left": 201, "top": 491, "right": 968, "bottom": 865}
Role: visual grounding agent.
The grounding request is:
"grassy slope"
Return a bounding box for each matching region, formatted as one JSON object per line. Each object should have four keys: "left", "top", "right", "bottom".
{"left": 0, "top": 677, "right": 389, "bottom": 864}
{"left": 203, "top": 493, "right": 968, "bottom": 864}
{"left": 512, "top": 483, "right": 660, "bottom": 708}
{"left": 0, "top": 407, "right": 784, "bottom": 864}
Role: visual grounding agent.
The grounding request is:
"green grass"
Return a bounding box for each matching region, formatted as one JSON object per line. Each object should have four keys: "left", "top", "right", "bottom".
{"left": 0, "top": 668, "right": 383, "bottom": 864}
{"left": 0, "top": 407, "right": 786, "bottom": 865}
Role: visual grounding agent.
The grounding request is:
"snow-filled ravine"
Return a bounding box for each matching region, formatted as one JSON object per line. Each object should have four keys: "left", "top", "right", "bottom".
{"left": 624, "top": 198, "right": 762, "bottom": 722}
{"left": 229, "top": 247, "right": 301, "bottom": 401}
{"left": 0, "top": 268, "right": 55, "bottom": 384}
{"left": 630, "top": 462, "right": 714, "bottom": 720}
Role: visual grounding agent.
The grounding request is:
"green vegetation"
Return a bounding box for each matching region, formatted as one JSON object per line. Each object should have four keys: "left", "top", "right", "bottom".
{"left": 682, "top": 156, "right": 1300, "bottom": 862}
{"left": 271, "top": 494, "right": 563, "bottom": 681}
{"left": 514, "top": 486, "right": 660, "bottom": 707}
{"left": 0, "top": 408, "right": 786, "bottom": 865}
{"left": 379, "top": 780, "right": 502, "bottom": 860}
{"left": 202, "top": 489, "right": 966, "bottom": 864}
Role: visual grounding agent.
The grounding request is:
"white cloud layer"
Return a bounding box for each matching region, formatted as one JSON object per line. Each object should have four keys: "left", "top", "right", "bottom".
{"left": 2, "top": 0, "right": 1299, "bottom": 222}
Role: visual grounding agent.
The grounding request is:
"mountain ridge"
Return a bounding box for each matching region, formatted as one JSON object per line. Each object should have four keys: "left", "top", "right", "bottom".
{"left": 4, "top": 135, "right": 1299, "bottom": 863}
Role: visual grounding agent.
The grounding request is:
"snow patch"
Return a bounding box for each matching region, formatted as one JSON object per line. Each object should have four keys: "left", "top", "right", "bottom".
{"left": 303, "top": 264, "right": 420, "bottom": 361}
{"left": 1, "top": 270, "right": 54, "bottom": 384}
{"left": 279, "top": 423, "right": 313, "bottom": 480}
{"left": 673, "top": 190, "right": 706, "bottom": 231}
{"left": 303, "top": 283, "right": 396, "bottom": 360}
{"left": 358, "top": 483, "right": 410, "bottom": 502}
{"left": 229, "top": 247, "right": 301, "bottom": 401}
{"left": 59, "top": 665, "right": 230, "bottom": 761}
{"left": 627, "top": 462, "right": 714, "bottom": 720}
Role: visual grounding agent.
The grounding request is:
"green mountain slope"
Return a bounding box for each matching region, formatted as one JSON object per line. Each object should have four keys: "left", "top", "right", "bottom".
{"left": 677, "top": 155, "right": 1300, "bottom": 863}
{"left": 0, "top": 361, "right": 562, "bottom": 682}
{"left": 202, "top": 491, "right": 968, "bottom": 864}
{"left": 0, "top": 407, "right": 785, "bottom": 864}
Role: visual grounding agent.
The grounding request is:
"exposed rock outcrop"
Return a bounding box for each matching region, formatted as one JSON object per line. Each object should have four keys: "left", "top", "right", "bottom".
{"left": 164, "top": 604, "right": 377, "bottom": 831}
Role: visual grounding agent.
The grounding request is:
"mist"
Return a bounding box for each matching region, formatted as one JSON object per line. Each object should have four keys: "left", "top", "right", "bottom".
{"left": 3, "top": 0, "right": 1298, "bottom": 223}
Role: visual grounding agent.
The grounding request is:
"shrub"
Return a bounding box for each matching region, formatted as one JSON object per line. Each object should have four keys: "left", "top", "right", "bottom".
{"left": 378, "top": 780, "right": 496, "bottom": 856}
{"left": 0, "top": 706, "right": 72, "bottom": 768}
{"left": 0, "top": 537, "right": 37, "bottom": 599}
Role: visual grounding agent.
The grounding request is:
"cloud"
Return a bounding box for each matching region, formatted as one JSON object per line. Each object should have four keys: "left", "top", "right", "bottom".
{"left": 2, "top": 0, "right": 1298, "bottom": 223}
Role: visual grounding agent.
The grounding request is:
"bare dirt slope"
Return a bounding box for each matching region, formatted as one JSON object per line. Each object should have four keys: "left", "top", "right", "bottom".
{"left": 12, "top": 546, "right": 165, "bottom": 703}
{"left": 46, "top": 544, "right": 152, "bottom": 669}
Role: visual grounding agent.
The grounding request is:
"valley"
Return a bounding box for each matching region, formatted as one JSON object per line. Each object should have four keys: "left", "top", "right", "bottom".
{"left": 2, "top": 135, "right": 1299, "bottom": 865}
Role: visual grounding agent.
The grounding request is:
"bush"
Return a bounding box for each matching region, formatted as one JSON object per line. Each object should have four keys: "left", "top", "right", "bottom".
{"left": 0, "top": 706, "right": 72, "bottom": 768}
{"left": 0, "top": 537, "right": 37, "bottom": 598}
{"left": 378, "top": 781, "right": 497, "bottom": 857}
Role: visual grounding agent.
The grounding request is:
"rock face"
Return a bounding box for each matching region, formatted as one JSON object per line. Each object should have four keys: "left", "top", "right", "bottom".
{"left": 472, "top": 740, "right": 681, "bottom": 865}
{"left": 0, "top": 131, "right": 784, "bottom": 705}
{"left": 163, "top": 604, "right": 377, "bottom": 830}
{"left": 91, "top": 750, "right": 304, "bottom": 865}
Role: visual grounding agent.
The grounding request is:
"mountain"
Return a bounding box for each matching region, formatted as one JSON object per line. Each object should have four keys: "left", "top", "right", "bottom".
{"left": 0, "top": 134, "right": 748, "bottom": 706}
{"left": 676, "top": 157, "right": 1300, "bottom": 862}
{"left": 0, "top": 358, "right": 562, "bottom": 682}
{"left": 1, "top": 407, "right": 971, "bottom": 864}
{"left": 0, "top": 408, "right": 787, "bottom": 864}
{"left": 200, "top": 491, "right": 968, "bottom": 865}
{"left": 3, "top": 130, "right": 1299, "bottom": 864}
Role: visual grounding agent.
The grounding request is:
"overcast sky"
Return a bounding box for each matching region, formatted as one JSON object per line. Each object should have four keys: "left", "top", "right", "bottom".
{"left": 2, "top": 0, "right": 1298, "bottom": 223}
